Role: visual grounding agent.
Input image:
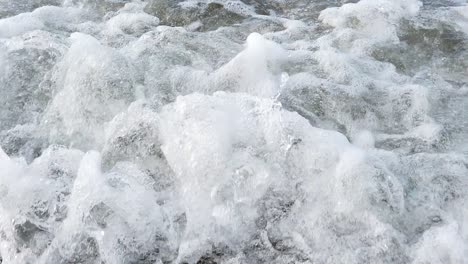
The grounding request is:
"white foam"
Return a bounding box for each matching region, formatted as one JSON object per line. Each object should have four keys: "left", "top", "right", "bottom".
{"left": 211, "top": 32, "right": 288, "bottom": 97}
{"left": 105, "top": 11, "right": 159, "bottom": 36}
{"left": 158, "top": 92, "right": 352, "bottom": 260}
{"left": 0, "top": 6, "right": 89, "bottom": 38}
{"left": 43, "top": 32, "right": 136, "bottom": 149}
{"left": 0, "top": 0, "right": 466, "bottom": 262}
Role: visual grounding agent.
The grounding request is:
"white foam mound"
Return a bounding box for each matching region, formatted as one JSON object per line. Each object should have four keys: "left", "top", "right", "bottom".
{"left": 2, "top": 91, "right": 465, "bottom": 263}
{"left": 157, "top": 92, "right": 432, "bottom": 264}
{"left": 44, "top": 32, "right": 136, "bottom": 149}
{"left": 0, "top": 6, "right": 89, "bottom": 38}
{"left": 159, "top": 92, "right": 351, "bottom": 261}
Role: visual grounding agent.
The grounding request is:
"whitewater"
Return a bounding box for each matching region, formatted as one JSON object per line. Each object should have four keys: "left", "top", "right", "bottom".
{"left": 0, "top": 0, "right": 467, "bottom": 263}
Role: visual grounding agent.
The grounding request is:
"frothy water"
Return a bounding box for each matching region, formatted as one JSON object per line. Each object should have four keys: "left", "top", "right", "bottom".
{"left": 0, "top": 0, "right": 467, "bottom": 263}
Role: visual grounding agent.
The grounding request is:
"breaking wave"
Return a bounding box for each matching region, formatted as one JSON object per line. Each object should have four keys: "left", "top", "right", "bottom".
{"left": 0, "top": 0, "right": 467, "bottom": 263}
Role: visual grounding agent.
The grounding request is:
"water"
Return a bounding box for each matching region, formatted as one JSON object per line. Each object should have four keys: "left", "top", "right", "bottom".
{"left": 0, "top": 0, "right": 467, "bottom": 263}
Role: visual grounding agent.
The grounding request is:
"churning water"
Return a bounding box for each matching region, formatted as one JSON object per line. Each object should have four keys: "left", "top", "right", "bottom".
{"left": 0, "top": 0, "right": 467, "bottom": 263}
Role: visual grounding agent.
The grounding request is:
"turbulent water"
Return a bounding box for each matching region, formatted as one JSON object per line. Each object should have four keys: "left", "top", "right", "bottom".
{"left": 0, "top": 0, "right": 467, "bottom": 263}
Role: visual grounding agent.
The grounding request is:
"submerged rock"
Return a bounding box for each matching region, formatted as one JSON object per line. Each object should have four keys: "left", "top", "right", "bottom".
{"left": 144, "top": 1, "right": 245, "bottom": 31}
{"left": 65, "top": 0, "right": 131, "bottom": 15}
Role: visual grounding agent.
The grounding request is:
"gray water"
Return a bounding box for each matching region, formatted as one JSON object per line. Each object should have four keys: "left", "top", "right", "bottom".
{"left": 0, "top": 0, "right": 467, "bottom": 263}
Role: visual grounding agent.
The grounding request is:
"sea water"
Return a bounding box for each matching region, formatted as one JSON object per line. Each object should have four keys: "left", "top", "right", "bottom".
{"left": 0, "top": 0, "right": 467, "bottom": 263}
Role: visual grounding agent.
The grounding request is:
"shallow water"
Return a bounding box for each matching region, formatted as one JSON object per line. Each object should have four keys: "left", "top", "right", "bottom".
{"left": 0, "top": 0, "right": 467, "bottom": 263}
